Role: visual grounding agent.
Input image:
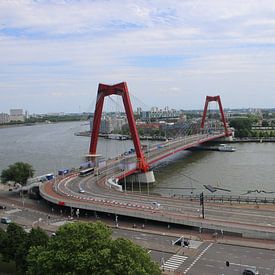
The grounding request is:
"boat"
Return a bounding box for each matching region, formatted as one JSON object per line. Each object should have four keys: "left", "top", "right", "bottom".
{"left": 218, "top": 144, "right": 236, "bottom": 152}
{"left": 107, "top": 134, "right": 128, "bottom": 140}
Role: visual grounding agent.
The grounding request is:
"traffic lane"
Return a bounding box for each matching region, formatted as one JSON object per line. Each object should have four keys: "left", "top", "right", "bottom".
{"left": 112, "top": 228, "right": 177, "bottom": 247}
{"left": 52, "top": 175, "right": 275, "bottom": 229}
{"left": 179, "top": 243, "right": 275, "bottom": 275}
{"left": 66, "top": 176, "right": 275, "bottom": 228}
{"left": 67, "top": 174, "right": 275, "bottom": 222}
{"left": 62, "top": 177, "right": 275, "bottom": 222}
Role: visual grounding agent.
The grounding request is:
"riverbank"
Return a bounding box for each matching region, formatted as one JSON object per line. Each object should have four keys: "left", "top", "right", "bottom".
{"left": 210, "top": 137, "right": 275, "bottom": 143}
{"left": 75, "top": 131, "right": 167, "bottom": 141}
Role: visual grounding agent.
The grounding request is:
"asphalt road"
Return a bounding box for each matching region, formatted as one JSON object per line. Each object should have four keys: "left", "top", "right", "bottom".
{"left": 178, "top": 242, "right": 275, "bottom": 275}
{"left": 2, "top": 199, "right": 275, "bottom": 274}
{"left": 52, "top": 172, "right": 275, "bottom": 232}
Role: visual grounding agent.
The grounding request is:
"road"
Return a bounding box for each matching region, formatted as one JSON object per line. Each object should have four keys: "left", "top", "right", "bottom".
{"left": 40, "top": 170, "right": 275, "bottom": 240}
{"left": 179, "top": 242, "right": 275, "bottom": 275}
{"left": 1, "top": 196, "right": 275, "bottom": 274}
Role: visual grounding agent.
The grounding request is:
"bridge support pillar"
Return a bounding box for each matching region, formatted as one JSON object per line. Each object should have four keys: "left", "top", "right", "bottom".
{"left": 126, "top": 171, "right": 155, "bottom": 185}
{"left": 219, "top": 135, "right": 233, "bottom": 142}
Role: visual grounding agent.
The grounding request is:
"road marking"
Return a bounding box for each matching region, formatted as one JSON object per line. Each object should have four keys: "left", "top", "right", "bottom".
{"left": 228, "top": 262, "right": 257, "bottom": 269}
{"left": 184, "top": 243, "right": 213, "bottom": 274}
{"left": 162, "top": 254, "right": 188, "bottom": 272}
{"left": 5, "top": 208, "right": 22, "bottom": 214}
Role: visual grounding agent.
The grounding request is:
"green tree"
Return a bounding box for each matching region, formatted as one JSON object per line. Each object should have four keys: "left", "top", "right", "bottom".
{"left": 110, "top": 238, "right": 160, "bottom": 275}
{"left": 16, "top": 227, "right": 49, "bottom": 273}
{"left": 27, "top": 221, "right": 160, "bottom": 275}
{"left": 229, "top": 118, "right": 254, "bottom": 138}
{"left": 262, "top": 120, "right": 269, "bottom": 127}
{"left": 2, "top": 223, "right": 27, "bottom": 263}
{"left": 1, "top": 162, "right": 34, "bottom": 185}
{"left": 0, "top": 227, "right": 7, "bottom": 254}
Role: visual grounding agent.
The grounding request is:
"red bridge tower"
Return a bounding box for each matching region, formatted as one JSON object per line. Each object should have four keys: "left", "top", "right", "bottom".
{"left": 89, "top": 82, "right": 149, "bottom": 172}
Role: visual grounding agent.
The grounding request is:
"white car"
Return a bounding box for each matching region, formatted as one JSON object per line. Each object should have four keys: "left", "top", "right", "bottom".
{"left": 152, "top": 202, "right": 160, "bottom": 208}
{"left": 1, "top": 217, "right": 11, "bottom": 224}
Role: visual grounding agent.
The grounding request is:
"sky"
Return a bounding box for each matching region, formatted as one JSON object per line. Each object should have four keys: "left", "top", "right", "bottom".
{"left": 0, "top": 0, "right": 275, "bottom": 114}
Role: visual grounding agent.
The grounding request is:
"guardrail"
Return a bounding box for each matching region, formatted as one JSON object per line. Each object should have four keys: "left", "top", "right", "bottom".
{"left": 183, "top": 194, "right": 275, "bottom": 204}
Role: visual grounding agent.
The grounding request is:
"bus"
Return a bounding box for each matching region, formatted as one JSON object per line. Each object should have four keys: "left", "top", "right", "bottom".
{"left": 79, "top": 167, "right": 94, "bottom": 177}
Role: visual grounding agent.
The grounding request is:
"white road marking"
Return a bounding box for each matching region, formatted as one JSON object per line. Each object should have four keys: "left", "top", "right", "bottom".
{"left": 228, "top": 262, "right": 256, "bottom": 269}
{"left": 162, "top": 254, "right": 188, "bottom": 272}
{"left": 184, "top": 243, "right": 213, "bottom": 274}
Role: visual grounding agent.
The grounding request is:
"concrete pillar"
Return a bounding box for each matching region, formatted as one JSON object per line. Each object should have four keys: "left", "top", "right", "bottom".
{"left": 127, "top": 170, "right": 155, "bottom": 184}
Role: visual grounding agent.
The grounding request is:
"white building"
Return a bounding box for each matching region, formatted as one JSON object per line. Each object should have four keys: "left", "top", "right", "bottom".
{"left": 90, "top": 115, "right": 127, "bottom": 134}
{"left": 10, "top": 109, "right": 24, "bottom": 122}
{"left": 0, "top": 113, "right": 10, "bottom": 124}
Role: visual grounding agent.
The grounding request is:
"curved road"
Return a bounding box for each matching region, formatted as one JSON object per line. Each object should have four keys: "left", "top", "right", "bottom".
{"left": 40, "top": 170, "right": 275, "bottom": 240}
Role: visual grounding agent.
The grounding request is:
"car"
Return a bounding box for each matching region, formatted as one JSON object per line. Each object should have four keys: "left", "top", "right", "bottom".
{"left": 1, "top": 217, "right": 11, "bottom": 224}
{"left": 79, "top": 188, "right": 85, "bottom": 193}
{"left": 242, "top": 267, "right": 259, "bottom": 275}
{"left": 151, "top": 202, "right": 160, "bottom": 208}
{"left": 0, "top": 205, "right": 7, "bottom": 210}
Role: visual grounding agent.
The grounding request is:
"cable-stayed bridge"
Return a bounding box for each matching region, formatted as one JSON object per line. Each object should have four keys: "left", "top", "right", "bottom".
{"left": 38, "top": 82, "right": 275, "bottom": 240}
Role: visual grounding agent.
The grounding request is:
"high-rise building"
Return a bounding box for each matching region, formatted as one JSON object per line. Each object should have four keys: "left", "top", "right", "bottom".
{"left": 10, "top": 109, "right": 24, "bottom": 122}
{"left": 90, "top": 115, "right": 127, "bottom": 134}
{"left": 0, "top": 113, "right": 10, "bottom": 124}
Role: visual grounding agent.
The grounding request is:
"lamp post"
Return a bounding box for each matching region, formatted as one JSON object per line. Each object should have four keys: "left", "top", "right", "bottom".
{"left": 200, "top": 192, "right": 205, "bottom": 219}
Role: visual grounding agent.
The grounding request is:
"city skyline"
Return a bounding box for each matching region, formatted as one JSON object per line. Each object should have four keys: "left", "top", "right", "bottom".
{"left": 0, "top": 0, "right": 275, "bottom": 113}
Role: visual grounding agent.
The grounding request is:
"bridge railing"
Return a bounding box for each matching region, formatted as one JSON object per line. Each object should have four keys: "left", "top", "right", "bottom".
{"left": 181, "top": 194, "right": 275, "bottom": 205}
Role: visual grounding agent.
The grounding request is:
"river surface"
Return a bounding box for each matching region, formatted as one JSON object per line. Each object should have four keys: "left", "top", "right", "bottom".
{"left": 1, "top": 121, "right": 275, "bottom": 197}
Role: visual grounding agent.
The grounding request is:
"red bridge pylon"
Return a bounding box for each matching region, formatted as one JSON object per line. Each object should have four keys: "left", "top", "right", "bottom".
{"left": 201, "top": 95, "right": 229, "bottom": 136}
{"left": 89, "top": 82, "right": 149, "bottom": 172}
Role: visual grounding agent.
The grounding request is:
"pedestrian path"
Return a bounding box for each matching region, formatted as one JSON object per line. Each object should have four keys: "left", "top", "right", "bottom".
{"left": 162, "top": 254, "right": 188, "bottom": 272}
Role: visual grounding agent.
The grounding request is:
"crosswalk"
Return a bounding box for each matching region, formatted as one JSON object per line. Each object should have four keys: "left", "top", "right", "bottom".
{"left": 162, "top": 254, "right": 188, "bottom": 272}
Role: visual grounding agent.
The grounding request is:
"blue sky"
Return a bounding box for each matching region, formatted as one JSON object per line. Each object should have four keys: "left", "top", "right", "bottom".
{"left": 0, "top": 0, "right": 275, "bottom": 113}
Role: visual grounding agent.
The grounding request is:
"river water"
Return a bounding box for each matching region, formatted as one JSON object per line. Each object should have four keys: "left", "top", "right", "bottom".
{"left": 1, "top": 121, "right": 275, "bottom": 197}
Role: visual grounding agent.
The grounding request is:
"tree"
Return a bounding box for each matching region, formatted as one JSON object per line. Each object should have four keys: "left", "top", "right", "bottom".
{"left": 1, "top": 162, "right": 34, "bottom": 185}
{"left": 1, "top": 223, "right": 27, "bottom": 263}
{"left": 16, "top": 227, "right": 49, "bottom": 273}
{"left": 229, "top": 118, "right": 254, "bottom": 138}
{"left": 0, "top": 227, "right": 7, "bottom": 253}
{"left": 109, "top": 238, "right": 160, "bottom": 275}
{"left": 27, "top": 221, "right": 160, "bottom": 275}
{"left": 262, "top": 120, "right": 269, "bottom": 127}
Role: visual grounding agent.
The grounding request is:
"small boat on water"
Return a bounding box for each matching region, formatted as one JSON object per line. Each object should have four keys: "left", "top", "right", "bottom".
{"left": 107, "top": 134, "right": 128, "bottom": 140}
{"left": 218, "top": 144, "right": 236, "bottom": 152}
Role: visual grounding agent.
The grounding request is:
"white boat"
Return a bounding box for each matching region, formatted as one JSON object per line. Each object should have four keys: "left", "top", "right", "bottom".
{"left": 107, "top": 134, "right": 128, "bottom": 140}
{"left": 218, "top": 144, "right": 236, "bottom": 152}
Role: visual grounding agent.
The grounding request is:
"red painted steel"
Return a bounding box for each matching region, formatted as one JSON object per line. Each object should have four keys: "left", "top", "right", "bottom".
{"left": 89, "top": 82, "right": 149, "bottom": 172}
{"left": 201, "top": 96, "right": 229, "bottom": 136}
{"left": 148, "top": 133, "right": 226, "bottom": 165}
{"left": 116, "top": 133, "right": 227, "bottom": 179}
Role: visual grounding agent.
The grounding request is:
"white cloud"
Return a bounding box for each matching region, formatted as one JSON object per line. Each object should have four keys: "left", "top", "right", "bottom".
{"left": 0, "top": 0, "right": 275, "bottom": 112}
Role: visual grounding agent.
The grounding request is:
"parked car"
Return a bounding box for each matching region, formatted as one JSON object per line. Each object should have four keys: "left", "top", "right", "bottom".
{"left": 0, "top": 205, "right": 7, "bottom": 210}
{"left": 1, "top": 217, "right": 11, "bottom": 224}
{"left": 242, "top": 267, "right": 259, "bottom": 275}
